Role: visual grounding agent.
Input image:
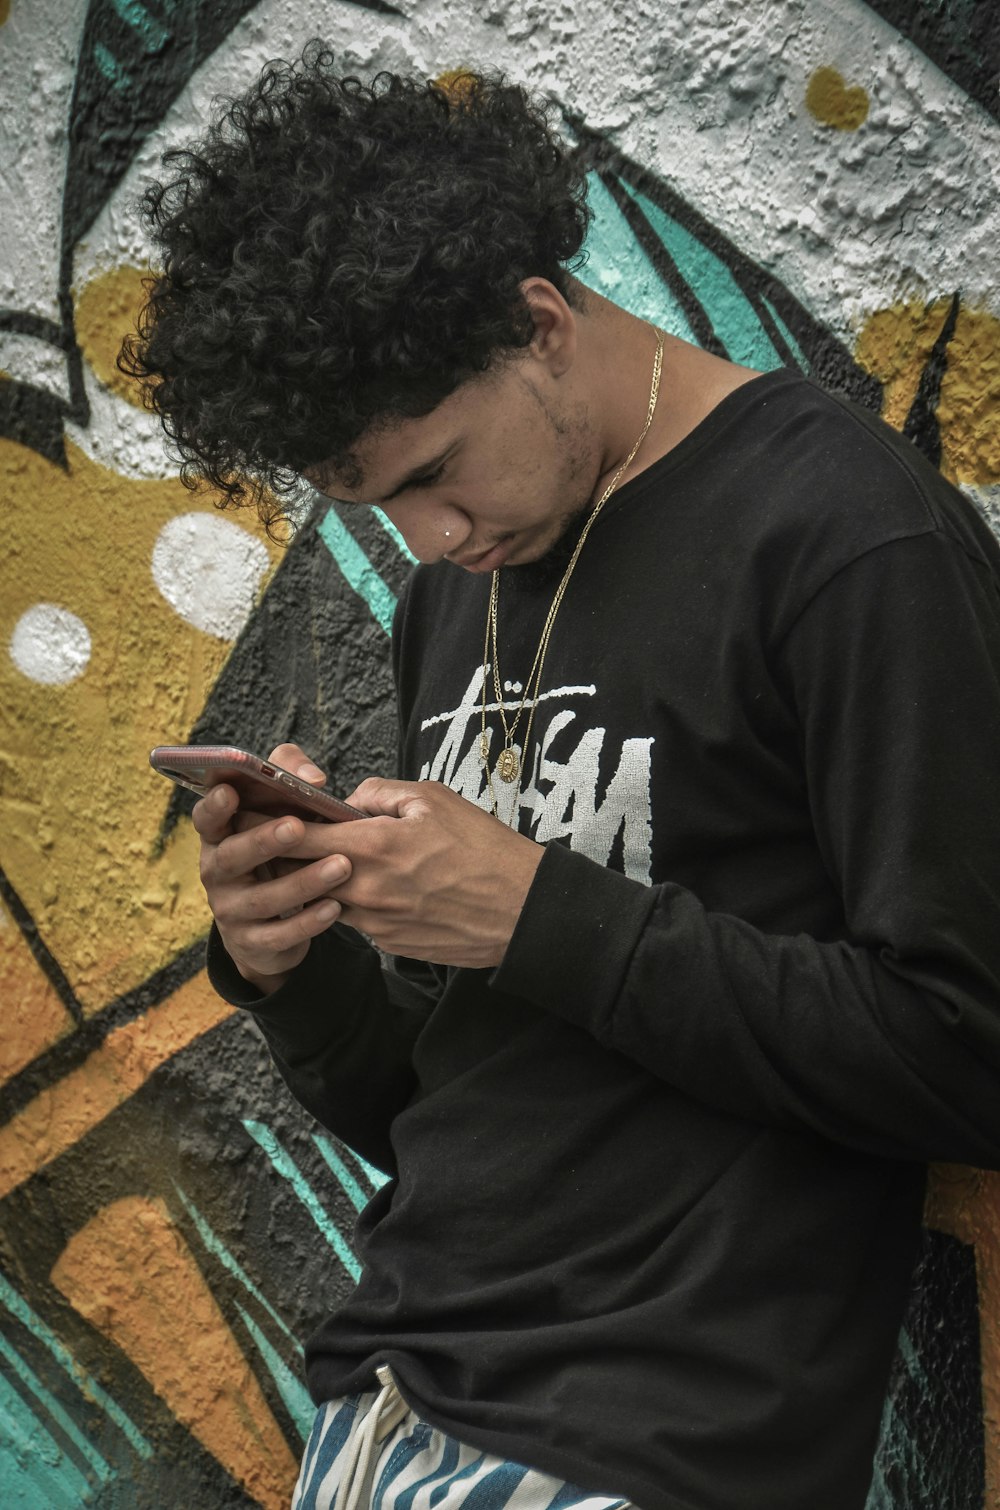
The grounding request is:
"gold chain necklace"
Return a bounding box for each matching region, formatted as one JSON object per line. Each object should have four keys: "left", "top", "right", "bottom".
{"left": 480, "top": 326, "right": 665, "bottom": 822}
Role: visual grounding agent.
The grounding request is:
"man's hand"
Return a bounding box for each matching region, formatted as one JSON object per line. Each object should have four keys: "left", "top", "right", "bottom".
{"left": 193, "top": 743, "right": 545, "bottom": 990}
{"left": 193, "top": 743, "right": 353, "bottom": 994}
{"left": 323, "top": 774, "right": 545, "bottom": 969}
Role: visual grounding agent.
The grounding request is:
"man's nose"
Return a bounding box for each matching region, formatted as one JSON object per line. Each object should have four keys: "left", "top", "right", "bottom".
{"left": 381, "top": 500, "right": 469, "bottom": 563}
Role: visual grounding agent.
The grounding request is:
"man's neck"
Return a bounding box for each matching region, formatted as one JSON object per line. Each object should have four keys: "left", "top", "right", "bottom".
{"left": 571, "top": 286, "right": 761, "bottom": 494}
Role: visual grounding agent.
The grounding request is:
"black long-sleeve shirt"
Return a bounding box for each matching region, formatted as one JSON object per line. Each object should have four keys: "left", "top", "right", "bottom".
{"left": 211, "top": 370, "right": 1000, "bottom": 1510}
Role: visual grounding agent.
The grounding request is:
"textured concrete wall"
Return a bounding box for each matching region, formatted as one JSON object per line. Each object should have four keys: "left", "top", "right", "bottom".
{"left": 1, "top": 1, "right": 998, "bottom": 1505}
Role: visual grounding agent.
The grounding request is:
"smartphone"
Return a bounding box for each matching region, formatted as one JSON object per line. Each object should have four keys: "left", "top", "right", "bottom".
{"left": 149, "top": 745, "right": 368, "bottom": 823}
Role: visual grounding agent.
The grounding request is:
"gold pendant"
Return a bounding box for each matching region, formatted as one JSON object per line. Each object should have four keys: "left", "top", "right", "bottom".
{"left": 496, "top": 746, "right": 520, "bottom": 783}
{"left": 479, "top": 733, "right": 490, "bottom": 765}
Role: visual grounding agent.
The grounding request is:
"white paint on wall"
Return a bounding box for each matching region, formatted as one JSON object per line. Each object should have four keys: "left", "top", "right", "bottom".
{"left": 151, "top": 512, "right": 271, "bottom": 639}
{"left": 9, "top": 604, "right": 92, "bottom": 685}
{"left": 0, "top": 331, "right": 73, "bottom": 407}
{"left": 67, "top": 0, "right": 419, "bottom": 481}
{"left": 74, "top": 353, "right": 184, "bottom": 481}
{"left": 10, "top": 0, "right": 994, "bottom": 480}
{"left": 0, "top": 0, "right": 89, "bottom": 325}
{"left": 615, "top": 0, "right": 1000, "bottom": 333}
{"left": 78, "top": 0, "right": 1000, "bottom": 339}
{"left": 965, "top": 483, "right": 1000, "bottom": 537}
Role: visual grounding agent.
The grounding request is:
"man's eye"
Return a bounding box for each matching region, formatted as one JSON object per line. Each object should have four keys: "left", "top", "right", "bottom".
{"left": 411, "top": 465, "right": 445, "bottom": 490}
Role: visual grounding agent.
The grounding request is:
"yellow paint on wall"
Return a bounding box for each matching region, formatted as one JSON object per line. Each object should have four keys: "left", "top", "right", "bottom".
{"left": 0, "top": 0, "right": 11, "bottom": 25}
{"left": 0, "top": 969, "right": 232, "bottom": 1201}
{"left": 51, "top": 1194, "right": 299, "bottom": 1509}
{"left": 855, "top": 301, "right": 1000, "bottom": 484}
{"left": 926, "top": 1164, "right": 1000, "bottom": 1506}
{"left": 0, "top": 897, "right": 76, "bottom": 1081}
{"left": 0, "top": 435, "right": 281, "bottom": 1018}
{"left": 805, "top": 66, "right": 870, "bottom": 131}
{"left": 879, "top": 293, "right": 1000, "bottom": 1497}
{"left": 74, "top": 264, "right": 153, "bottom": 408}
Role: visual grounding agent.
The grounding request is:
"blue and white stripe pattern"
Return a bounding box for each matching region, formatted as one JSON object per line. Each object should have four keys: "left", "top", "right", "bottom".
{"left": 292, "top": 1380, "right": 633, "bottom": 1510}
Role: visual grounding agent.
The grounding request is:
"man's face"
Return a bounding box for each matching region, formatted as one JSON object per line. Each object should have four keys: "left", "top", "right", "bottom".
{"left": 314, "top": 355, "right": 604, "bottom": 573}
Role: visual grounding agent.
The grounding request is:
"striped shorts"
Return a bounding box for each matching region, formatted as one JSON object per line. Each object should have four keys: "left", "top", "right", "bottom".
{"left": 292, "top": 1366, "right": 633, "bottom": 1510}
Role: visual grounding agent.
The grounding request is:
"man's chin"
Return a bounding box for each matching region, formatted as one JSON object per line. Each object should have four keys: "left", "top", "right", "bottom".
{"left": 503, "top": 507, "right": 590, "bottom": 592}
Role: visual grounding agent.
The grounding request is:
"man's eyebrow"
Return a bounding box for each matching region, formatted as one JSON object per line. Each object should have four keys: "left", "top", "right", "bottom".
{"left": 377, "top": 446, "right": 454, "bottom": 505}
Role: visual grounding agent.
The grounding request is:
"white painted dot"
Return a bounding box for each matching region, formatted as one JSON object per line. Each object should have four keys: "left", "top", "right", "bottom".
{"left": 152, "top": 513, "right": 271, "bottom": 639}
{"left": 9, "top": 603, "right": 92, "bottom": 685}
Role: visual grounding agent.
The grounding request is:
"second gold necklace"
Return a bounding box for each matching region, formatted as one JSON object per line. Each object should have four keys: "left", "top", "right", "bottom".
{"left": 480, "top": 326, "right": 665, "bottom": 822}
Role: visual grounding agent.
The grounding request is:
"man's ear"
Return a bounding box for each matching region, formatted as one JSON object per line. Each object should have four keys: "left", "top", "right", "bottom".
{"left": 519, "top": 277, "right": 576, "bottom": 378}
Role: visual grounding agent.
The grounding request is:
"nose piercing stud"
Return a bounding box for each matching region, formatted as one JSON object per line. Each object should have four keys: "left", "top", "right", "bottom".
{"left": 444, "top": 531, "right": 451, "bottom": 538}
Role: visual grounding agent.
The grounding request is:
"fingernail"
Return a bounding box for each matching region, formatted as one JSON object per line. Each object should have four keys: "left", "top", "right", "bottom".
{"left": 320, "top": 858, "right": 345, "bottom": 883}
{"left": 300, "top": 763, "right": 325, "bottom": 782}
{"left": 276, "top": 820, "right": 297, "bottom": 841}
{"left": 315, "top": 901, "right": 339, "bottom": 923}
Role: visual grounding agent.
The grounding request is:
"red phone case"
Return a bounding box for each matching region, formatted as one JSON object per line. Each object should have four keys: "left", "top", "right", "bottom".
{"left": 149, "top": 745, "right": 367, "bottom": 823}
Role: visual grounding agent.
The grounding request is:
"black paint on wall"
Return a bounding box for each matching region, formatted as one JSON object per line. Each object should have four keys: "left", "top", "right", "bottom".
{"left": 0, "top": 374, "right": 71, "bottom": 465}
{"left": 864, "top": 0, "right": 1000, "bottom": 122}
{"left": 0, "top": 934, "right": 205, "bottom": 1128}
{"left": 63, "top": 0, "right": 403, "bottom": 254}
{"left": 0, "top": 1012, "right": 363, "bottom": 1507}
{"left": 0, "top": 868, "right": 83, "bottom": 1029}
{"left": 3, "top": 0, "right": 404, "bottom": 465}
{"left": 874, "top": 1226, "right": 986, "bottom": 1508}
{"left": 65, "top": 0, "right": 259, "bottom": 255}
{"left": 158, "top": 496, "right": 407, "bottom": 847}
{"left": 902, "top": 292, "right": 961, "bottom": 469}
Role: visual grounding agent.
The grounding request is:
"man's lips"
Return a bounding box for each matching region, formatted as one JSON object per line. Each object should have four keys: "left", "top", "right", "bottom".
{"left": 452, "top": 537, "right": 517, "bottom": 573}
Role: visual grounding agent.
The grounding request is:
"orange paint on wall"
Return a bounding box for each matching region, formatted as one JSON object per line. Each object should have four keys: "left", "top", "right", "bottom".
{"left": 0, "top": 968, "right": 232, "bottom": 1201}
{"left": 0, "top": 896, "right": 76, "bottom": 1080}
{"left": 51, "top": 1194, "right": 299, "bottom": 1508}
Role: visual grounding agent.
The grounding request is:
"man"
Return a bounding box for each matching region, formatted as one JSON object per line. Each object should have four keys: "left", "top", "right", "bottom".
{"left": 123, "top": 46, "right": 1000, "bottom": 1510}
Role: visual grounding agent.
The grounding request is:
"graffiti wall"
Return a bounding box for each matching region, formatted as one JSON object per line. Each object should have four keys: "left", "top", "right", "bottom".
{"left": 1, "top": 0, "right": 998, "bottom": 1504}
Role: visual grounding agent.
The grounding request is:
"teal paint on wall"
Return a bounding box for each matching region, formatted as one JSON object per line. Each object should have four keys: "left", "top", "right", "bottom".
{"left": 618, "top": 178, "right": 783, "bottom": 371}
{"left": 0, "top": 1340, "right": 114, "bottom": 1503}
{"left": 92, "top": 41, "right": 132, "bottom": 91}
{"left": 375, "top": 508, "right": 418, "bottom": 563}
{"left": 243, "top": 1119, "right": 362, "bottom": 1283}
{"left": 313, "top": 1134, "right": 374, "bottom": 1215}
{"left": 318, "top": 507, "right": 398, "bottom": 636}
{"left": 108, "top": 0, "right": 171, "bottom": 52}
{"left": 173, "top": 1181, "right": 300, "bottom": 1345}
{"left": 579, "top": 173, "right": 698, "bottom": 341}
{"left": 759, "top": 294, "right": 810, "bottom": 372}
{"left": 347, "top": 1143, "right": 392, "bottom": 1193}
{"left": 235, "top": 1303, "right": 315, "bottom": 1444}
{"left": 0, "top": 1327, "right": 113, "bottom": 1486}
{"left": 0, "top": 1364, "right": 98, "bottom": 1510}
{"left": 0, "top": 1272, "right": 153, "bottom": 1461}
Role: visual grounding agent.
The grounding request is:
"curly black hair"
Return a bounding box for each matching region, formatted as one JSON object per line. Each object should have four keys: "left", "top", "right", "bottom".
{"left": 119, "top": 45, "right": 591, "bottom": 525}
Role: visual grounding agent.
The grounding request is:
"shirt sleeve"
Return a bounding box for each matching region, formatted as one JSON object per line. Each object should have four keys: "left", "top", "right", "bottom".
{"left": 207, "top": 921, "right": 439, "bottom": 1174}
{"left": 493, "top": 528, "right": 1000, "bottom": 1165}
